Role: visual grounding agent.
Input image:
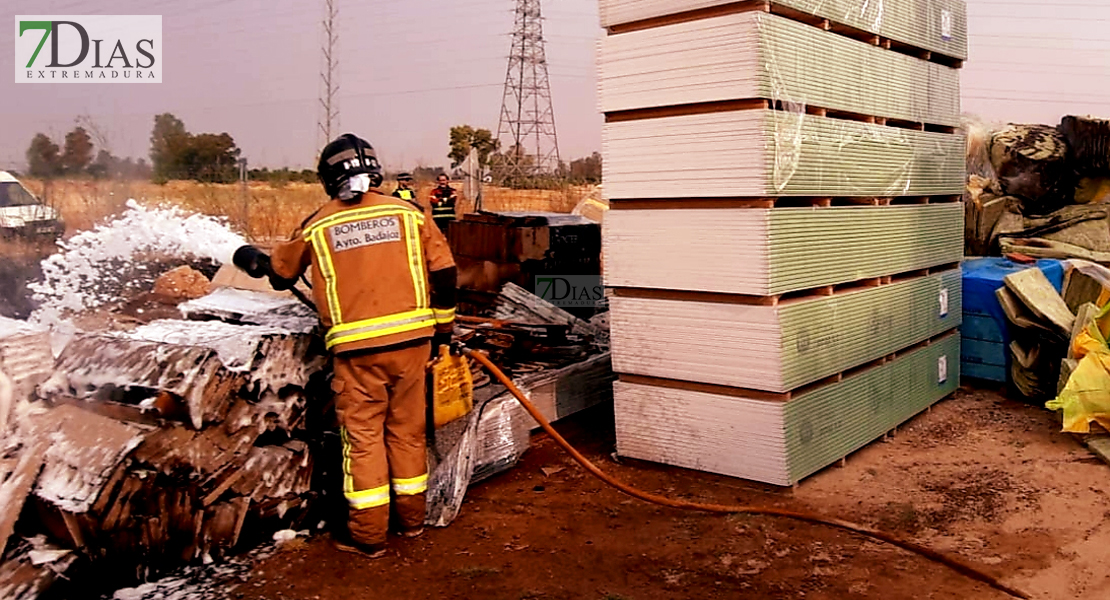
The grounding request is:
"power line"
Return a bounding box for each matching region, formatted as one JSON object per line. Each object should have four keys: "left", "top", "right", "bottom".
{"left": 962, "top": 65, "right": 1110, "bottom": 76}
{"left": 968, "top": 0, "right": 1110, "bottom": 6}
{"left": 963, "top": 95, "right": 1110, "bottom": 105}
{"left": 970, "top": 43, "right": 1110, "bottom": 51}
{"left": 968, "top": 14, "right": 1110, "bottom": 22}
{"left": 974, "top": 34, "right": 1110, "bottom": 43}
{"left": 963, "top": 86, "right": 1110, "bottom": 96}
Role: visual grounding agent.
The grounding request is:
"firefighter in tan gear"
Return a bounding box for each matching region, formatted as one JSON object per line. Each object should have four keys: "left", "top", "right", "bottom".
{"left": 239, "top": 134, "right": 456, "bottom": 558}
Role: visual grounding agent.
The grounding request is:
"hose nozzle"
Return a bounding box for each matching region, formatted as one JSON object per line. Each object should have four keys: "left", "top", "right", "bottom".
{"left": 233, "top": 245, "right": 273, "bottom": 279}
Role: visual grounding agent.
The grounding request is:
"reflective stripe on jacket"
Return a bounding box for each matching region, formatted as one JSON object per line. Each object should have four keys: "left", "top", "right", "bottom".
{"left": 432, "top": 205, "right": 457, "bottom": 220}
{"left": 430, "top": 187, "right": 457, "bottom": 221}
{"left": 271, "top": 190, "right": 456, "bottom": 354}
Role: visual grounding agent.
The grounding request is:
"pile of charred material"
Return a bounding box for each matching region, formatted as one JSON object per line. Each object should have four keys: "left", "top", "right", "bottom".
{"left": 0, "top": 280, "right": 328, "bottom": 598}
{"left": 965, "top": 115, "right": 1110, "bottom": 260}
{"left": 0, "top": 268, "right": 613, "bottom": 599}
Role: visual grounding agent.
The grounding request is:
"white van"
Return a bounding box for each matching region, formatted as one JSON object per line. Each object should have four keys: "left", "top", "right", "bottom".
{"left": 0, "top": 171, "right": 64, "bottom": 240}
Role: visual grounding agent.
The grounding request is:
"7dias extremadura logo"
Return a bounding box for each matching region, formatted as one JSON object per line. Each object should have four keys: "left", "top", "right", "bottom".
{"left": 15, "top": 16, "right": 162, "bottom": 83}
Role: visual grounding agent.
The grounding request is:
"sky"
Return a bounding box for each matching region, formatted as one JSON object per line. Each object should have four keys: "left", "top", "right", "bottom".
{"left": 0, "top": 0, "right": 602, "bottom": 171}
{"left": 1, "top": 0, "right": 1109, "bottom": 172}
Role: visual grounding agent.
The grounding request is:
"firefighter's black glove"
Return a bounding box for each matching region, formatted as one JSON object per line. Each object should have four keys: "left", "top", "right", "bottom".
{"left": 233, "top": 245, "right": 273, "bottom": 279}
{"left": 268, "top": 273, "right": 297, "bottom": 291}
{"left": 235, "top": 245, "right": 297, "bottom": 291}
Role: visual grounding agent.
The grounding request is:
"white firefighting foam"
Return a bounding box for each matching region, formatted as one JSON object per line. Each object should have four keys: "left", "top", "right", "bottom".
{"left": 29, "top": 200, "right": 246, "bottom": 324}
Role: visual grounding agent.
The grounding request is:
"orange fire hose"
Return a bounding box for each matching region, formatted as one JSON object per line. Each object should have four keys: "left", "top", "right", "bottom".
{"left": 464, "top": 349, "right": 1031, "bottom": 600}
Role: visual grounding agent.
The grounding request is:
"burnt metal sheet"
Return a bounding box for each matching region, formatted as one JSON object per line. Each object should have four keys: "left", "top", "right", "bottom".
{"left": 0, "top": 318, "right": 54, "bottom": 432}
{"left": 43, "top": 334, "right": 246, "bottom": 429}
{"left": 127, "top": 320, "right": 326, "bottom": 399}
{"left": 27, "top": 403, "right": 150, "bottom": 513}
{"left": 0, "top": 438, "right": 47, "bottom": 556}
{"left": 178, "top": 288, "right": 319, "bottom": 334}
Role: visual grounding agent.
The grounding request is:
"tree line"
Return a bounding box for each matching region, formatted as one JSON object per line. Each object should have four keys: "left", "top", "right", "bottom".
{"left": 448, "top": 124, "right": 602, "bottom": 187}
{"left": 23, "top": 118, "right": 601, "bottom": 187}
{"left": 25, "top": 127, "right": 153, "bottom": 180}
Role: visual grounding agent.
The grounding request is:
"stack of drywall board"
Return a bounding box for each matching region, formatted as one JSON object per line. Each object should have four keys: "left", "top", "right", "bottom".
{"left": 599, "top": 0, "right": 968, "bottom": 62}
{"left": 599, "top": 0, "right": 967, "bottom": 486}
{"left": 610, "top": 269, "right": 962, "bottom": 392}
{"left": 603, "top": 111, "right": 965, "bottom": 198}
{"left": 598, "top": 11, "right": 962, "bottom": 124}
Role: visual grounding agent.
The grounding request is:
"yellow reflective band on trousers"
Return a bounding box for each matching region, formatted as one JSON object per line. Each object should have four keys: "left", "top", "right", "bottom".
{"left": 391, "top": 473, "right": 428, "bottom": 496}
{"left": 347, "top": 485, "right": 390, "bottom": 510}
{"left": 432, "top": 307, "right": 455, "bottom": 324}
{"left": 340, "top": 428, "right": 391, "bottom": 510}
{"left": 325, "top": 309, "right": 437, "bottom": 349}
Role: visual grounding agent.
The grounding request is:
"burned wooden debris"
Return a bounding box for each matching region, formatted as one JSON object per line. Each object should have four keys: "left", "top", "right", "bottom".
{"left": 43, "top": 335, "right": 245, "bottom": 430}
{"left": 0, "top": 536, "right": 77, "bottom": 600}
{"left": 179, "top": 287, "right": 319, "bottom": 333}
{"left": 0, "top": 317, "right": 54, "bottom": 434}
{"left": 0, "top": 439, "right": 47, "bottom": 557}
{"left": 3, "top": 279, "right": 614, "bottom": 595}
{"left": 3, "top": 286, "right": 328, "bottom": 588}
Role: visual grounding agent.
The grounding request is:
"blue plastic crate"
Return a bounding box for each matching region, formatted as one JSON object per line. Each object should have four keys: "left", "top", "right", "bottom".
{"left": 962, "top": 361, "right": 1008, "bottom": 383}
{"left": 962, "top": 257, "right": 1064, "bottom": 317}
{"left": 961, "top": 313, "right": 1005, "bottom": 343}
{"left": 960, "top": 257, "right": 1065, "bottom": 383}
{"left": 961, "top": 338, "right": 1007, "bottom": 368}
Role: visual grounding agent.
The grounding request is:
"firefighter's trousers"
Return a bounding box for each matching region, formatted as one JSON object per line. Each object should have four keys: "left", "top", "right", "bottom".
{"left": 332, "top": 340, "right": 430, "bottom": 545}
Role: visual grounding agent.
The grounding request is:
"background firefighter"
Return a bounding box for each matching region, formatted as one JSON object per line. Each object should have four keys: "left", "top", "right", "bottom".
{"left": 391, "top": 172, "right": 422, "bottom": 209}
{"left": 247, "top": 134, "right": 457, "bottom": 558}
{"left": 429, "top": 172, "right": 458, "bottom": 234}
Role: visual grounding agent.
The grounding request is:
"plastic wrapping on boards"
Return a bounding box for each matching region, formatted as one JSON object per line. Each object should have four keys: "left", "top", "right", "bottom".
{"left": 767, "top": 110, "right": 965, "bottom": 196}
{"left": 963, "top": 115, "right": 1000, "bottom": 184}
{"left": 424, "top": 387, "right": 532, "bottom": 527}
{"left": 601, "top": 108, "right": 964, "bottom": 199}
{"left": 471, "top": 393, "right": 532, "bottom": 483}
{"left": 599, "top": 11, "right": 960, "bottom": 125}
{"left": 757, "top": 14, "right": 962, "bottom": 196}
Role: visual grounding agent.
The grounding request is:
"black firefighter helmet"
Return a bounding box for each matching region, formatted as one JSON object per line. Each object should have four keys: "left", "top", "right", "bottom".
{"left": 317, "top": 134, "right": 384, "bottom": 201}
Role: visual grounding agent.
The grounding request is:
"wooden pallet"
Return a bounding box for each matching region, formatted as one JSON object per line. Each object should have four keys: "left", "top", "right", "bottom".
{"left": 606, "top": 99, "right": 960, "bottom": 134}
{"left": 610, "top": 262, "right": 961, "bottom": 307}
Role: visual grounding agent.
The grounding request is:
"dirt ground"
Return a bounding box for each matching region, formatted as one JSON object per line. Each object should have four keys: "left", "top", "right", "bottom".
{"left": 232, "top": 385, "right": 1110, "bottom": 600}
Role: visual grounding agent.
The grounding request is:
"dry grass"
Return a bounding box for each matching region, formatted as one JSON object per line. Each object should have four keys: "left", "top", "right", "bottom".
{"left": 18, "top": 178, "right": 601, "bottom": 241}
{"left": 469, "top": 184, "right": 600, "bottom": 214}
{"left": 22, "top": 178, "right": 320, "bottom": 241}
